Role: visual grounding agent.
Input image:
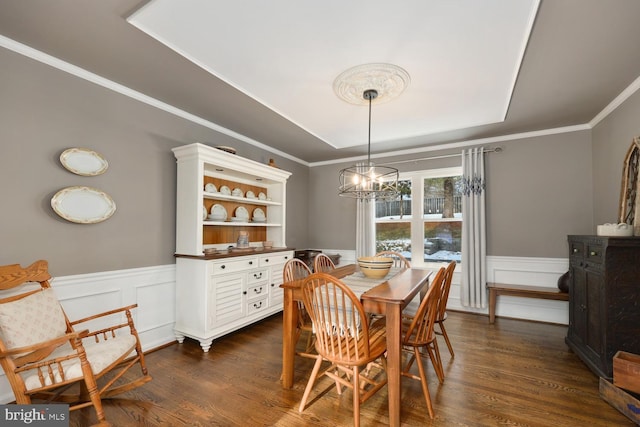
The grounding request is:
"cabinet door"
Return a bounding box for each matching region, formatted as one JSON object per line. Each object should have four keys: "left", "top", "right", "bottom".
{"left": 208, "top": 273, "right": 246, "bottom": 329}
{"left": 569, "top": 265, "right": 588, "bottom": 344}
{"left": 584, "top": 266, "right": 603, "bottom": 357}
{"left": 269, "top": 261, "right": 285, "bottom": 307}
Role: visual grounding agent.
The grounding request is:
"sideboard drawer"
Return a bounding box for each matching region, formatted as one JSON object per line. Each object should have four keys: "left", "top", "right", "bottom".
{"left": 247, "top": 297, "right": 268, "bottom": 315}
{"left": 212, "top": 256, "right": 259, "bottom": 275}
{"left": 259, "top": 252, "right": 293, "bottom": 267}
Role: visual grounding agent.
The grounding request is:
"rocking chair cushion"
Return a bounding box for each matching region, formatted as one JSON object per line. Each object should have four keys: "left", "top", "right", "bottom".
{"left": 20, "top": 334, "right": 137, "bottom": 391}
{"left": 0, "top": 289, "right": 67, "bottom": 349}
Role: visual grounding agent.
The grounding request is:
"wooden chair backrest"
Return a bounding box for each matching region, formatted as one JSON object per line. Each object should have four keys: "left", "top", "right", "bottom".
{"left": 403, "top": 267, "right": 445, "bottom": 347}
{"left": 283, "top": 258, "right": 312, "bottom": 282}
{"left": 436, "top": 261, "right": 456, "bottom": 320}
{"left": 301, "top": 273, "right": 372, "bottom": 365}
{"left": 0, "top": 260, "right": 51, "bottom": 294}
{"left": 374, "top": 251, "right": 411, "bottom": 268}
{"left": 313, "top": 254, "right": 335, "bottom": 273}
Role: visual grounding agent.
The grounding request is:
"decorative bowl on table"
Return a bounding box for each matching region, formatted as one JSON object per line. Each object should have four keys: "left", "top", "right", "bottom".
{"left": 357, "top": 256, "right": 394, "bottom": 279}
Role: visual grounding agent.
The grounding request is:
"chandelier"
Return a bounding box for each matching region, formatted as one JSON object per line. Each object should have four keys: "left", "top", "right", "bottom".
{"left": 338, "top": 89, "right": 400, "bottom": 200}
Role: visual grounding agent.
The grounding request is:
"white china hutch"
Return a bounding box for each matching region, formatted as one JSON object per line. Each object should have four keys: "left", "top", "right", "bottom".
{"left": 172, "top": 143, "right": 293, "bottom": 352}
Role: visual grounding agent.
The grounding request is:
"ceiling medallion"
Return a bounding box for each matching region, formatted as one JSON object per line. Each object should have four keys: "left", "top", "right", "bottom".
{"left": 333, "top": 63, "right": 410, "bottom": 105}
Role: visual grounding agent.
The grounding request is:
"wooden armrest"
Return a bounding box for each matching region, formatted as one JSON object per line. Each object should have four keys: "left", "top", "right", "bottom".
{"left": 70, "top": 303, "right": 138, "bottom": 326}
{"left": 0, "top": 332, "right": 83, "bottom": 366}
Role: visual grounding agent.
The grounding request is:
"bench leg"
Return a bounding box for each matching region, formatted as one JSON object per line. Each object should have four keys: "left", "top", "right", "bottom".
{"left": 489, "top": 288, "right": 497, "bottom": 324}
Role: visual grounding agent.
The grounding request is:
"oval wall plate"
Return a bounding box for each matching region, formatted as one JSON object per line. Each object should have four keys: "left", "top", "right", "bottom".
{"left": 51, "top": 186, "right": 116, "bottom": 224}
{"left": 60, "top": 147, "right": 109, "bottom": 176}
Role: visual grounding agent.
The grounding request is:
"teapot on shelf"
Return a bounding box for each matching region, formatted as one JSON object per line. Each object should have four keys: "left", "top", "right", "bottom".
{"left": 237, "top": 231, "right": 250, "bottom": 248}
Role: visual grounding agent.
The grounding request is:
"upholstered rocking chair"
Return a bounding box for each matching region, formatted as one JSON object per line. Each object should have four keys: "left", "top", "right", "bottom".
{"left": 0, "top": 260, "right": 152, "bottom": 426}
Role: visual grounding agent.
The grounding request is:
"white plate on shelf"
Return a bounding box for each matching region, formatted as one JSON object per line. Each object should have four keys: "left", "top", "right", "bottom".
{"left": 51, "top": 186, "right": 116, "bottom": 224}
{"left": 252, "top": 207, "right": 265, "bottom": 219}
{"left": 258, "top": 192, "right": 267, "bottom": 200}
{"left": 204, "top": 183, "right": 217, "bottom": 193}
{"left": 203, "top": 205, "right": 207, "bottom": 220}
{"left": 219, "top": 185, "right": 231, "bottom": 196}
{"left": 246, "top": 190, "right": 256, "bottom": 199}
{"left": 235, "top": 206, "right": 249, "bottom": 220}
{"left": 209, "top": 204, "right": 227, "bottom": 220}
{"left": 252, "top": 218, "right": 266, "bottom": 223}
{"left": 232, "top": 187, "right": 244, "bottom": 197}
{"left": 230, "top": 217, "right": 246, "bottom": 222}
{"left": 60, "top": 148, "right": 109, "bottom": 176}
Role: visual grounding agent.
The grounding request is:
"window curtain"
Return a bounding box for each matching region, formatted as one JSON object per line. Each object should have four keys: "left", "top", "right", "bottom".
{"left": 461, "top": 147, "right": 487, "bottom": 308}
{"left": 355, "top": 163, "right": 376, "bottom": 259}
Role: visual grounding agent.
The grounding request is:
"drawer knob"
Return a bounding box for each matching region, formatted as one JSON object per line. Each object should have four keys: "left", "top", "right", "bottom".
{"left": 265, "top": 259, "right": 269, "bottom": 262}
{"left": 254, "top": 287, "right": 263, "bottom": 294}
{"left": 243, "top": 291, "right": 247, "bottom": 295}
{"left": 254, "top": 301, "right": 263, "bottom": 309}
{"left": 221, "top": 265, "right": 226, "bottom": 269}
{"left": 249, "top": 261, "right": 253, "bottom": 265}
{"left": 590, "top": 251, "right": 597, "bottom": 256}
{"left": 285, "top": 256, "right": 288, "bottom": 259}
{"left": 573, "top": 248, "right": 579, "bottom": 253}
{"left": 254, "top": 272, "right": 263, "bottom": 279}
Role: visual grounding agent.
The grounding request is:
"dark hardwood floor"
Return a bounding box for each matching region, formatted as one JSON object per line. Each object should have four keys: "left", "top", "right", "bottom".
{"left": 70, "top": 311, "right": 634, "bottom": 426}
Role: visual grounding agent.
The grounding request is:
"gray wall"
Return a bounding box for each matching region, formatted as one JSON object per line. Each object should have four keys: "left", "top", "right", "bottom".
{"left": 0, "top": 47, "right": 309, "bottom": 276}
{"left": 308, "top": 131, "right": 594, "bottom": 259}
{"left": 3, "top": 40, "right": 639, "bottom": 275}
{"left": 592, "top": 89, "right": 640, "bottom": 225}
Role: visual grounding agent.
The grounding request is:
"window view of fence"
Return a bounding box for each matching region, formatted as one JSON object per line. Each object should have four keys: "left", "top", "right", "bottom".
{"left": 375, "top": 175, "right": 463, "bottom": 264}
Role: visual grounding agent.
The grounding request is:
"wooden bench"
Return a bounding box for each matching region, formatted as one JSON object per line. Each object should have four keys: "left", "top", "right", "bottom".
{"left": 487, "top": 282, "right": 569, "bottom": 324}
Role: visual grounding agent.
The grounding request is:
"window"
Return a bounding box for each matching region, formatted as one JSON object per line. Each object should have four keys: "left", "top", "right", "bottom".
{"left": 374, "top": 167, "right": 462, "bottom": 267}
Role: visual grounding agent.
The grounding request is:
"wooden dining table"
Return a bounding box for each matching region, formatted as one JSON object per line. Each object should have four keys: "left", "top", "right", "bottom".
{"left": 280, "top": 263, "right": 432, "bottom": 426}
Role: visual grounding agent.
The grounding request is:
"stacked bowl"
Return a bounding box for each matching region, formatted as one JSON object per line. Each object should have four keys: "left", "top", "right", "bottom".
{"left": 357, "top": 256, "right": 394, "bottom": 279}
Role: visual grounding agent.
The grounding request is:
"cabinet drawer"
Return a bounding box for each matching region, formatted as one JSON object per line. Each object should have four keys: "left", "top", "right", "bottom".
{"left": 585, "top": 242, "right": 604, "bottom": 264}
{"left": 247, "top": 283, "right": 268, "bottom": 300}
{"left": 570, "top": 241, "right": 585, "bottom": 258}
{"left": 248, "top": 268, "right": 268, "bottom": 284}
{"left": 247, "top": 297, "right": 268, "bottom": 315}
{"left": 212, "top": 256, "right": 259, "bottom": 275}
{"left": 259, "top": 252, "right": 293, "bottom": 267}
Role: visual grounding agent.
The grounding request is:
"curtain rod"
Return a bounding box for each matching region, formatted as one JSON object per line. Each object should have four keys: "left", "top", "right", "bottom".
{"left": 382, "top": 146, "right": 503, "bottom": 166}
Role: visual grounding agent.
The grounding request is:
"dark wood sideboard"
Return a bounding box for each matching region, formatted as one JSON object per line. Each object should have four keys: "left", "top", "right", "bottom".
{"left": 566, "top": 235, "right": 640, "bottom": 379}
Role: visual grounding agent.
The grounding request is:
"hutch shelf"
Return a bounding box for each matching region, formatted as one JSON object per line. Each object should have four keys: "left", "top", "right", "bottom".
{"left": 172, "top": 143, "right": 293, "bottom": 352}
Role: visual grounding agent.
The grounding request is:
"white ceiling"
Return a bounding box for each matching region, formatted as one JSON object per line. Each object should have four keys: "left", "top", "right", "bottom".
{"left": 127, "top": 0, "right": 539, "bottom": 150}
{"left": 2, "top": 1, "right": 640, "bottom": 163}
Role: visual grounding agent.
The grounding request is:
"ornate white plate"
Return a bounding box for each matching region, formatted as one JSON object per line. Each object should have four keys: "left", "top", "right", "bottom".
{"left": 232, "top": 187, "right": 244, "bottom": 197}
{"left": 258, "top": 192, "right": 267, "bottom": 200}
{"left": 235, "top": 206, "right": 249, "bottom": 220}
{"left": 203, "top": 205, "right": 207, "bottom": 220}
{"left": 253, "top": 208, "right": 265, "bottom": 219}
{"left": 209, "top": 204, "right": 227, "bottom": 220}
{"left": 51, "top": 186, "right": 116, "bottom": 224}
{"left": 246, "top": 190, "right": 256, "bottom": 199}
{"left": 220, "top": 185, "right": 232, "bottom": 196}
{"left": 204, "top": 183, "right": 217, "bottom": 193}
{"left": 60, "top": 148, "right": 109, "bottom": 176}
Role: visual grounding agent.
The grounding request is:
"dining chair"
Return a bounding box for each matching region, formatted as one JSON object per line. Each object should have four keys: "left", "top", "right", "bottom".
{"left": 374, "top": 250, "right": 411, "bottom": 268}
{"left": 401, "top": 267, "right": 446, "bottom": 419}
{"left": 299, "top": 272, "right": 388, "bottom": 427}
{"left": 313, "top": 253, "right": 336, "bottom": 273}
{"left": 283, "top": 258, "right": 315, "bottom": 357}
{"left": 435, "top": 261, "right": 457, "bottom": 358}
{"left": 0, "top": 260, "right": 152, "bottom": 425}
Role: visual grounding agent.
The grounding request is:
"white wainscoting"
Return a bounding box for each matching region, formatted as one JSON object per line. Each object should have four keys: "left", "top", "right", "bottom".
{"left": 0, "top": 255, "right": 570, "bottom": 403}
{"left": 0, "top": 264, "right": 177, "bottom": 404}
